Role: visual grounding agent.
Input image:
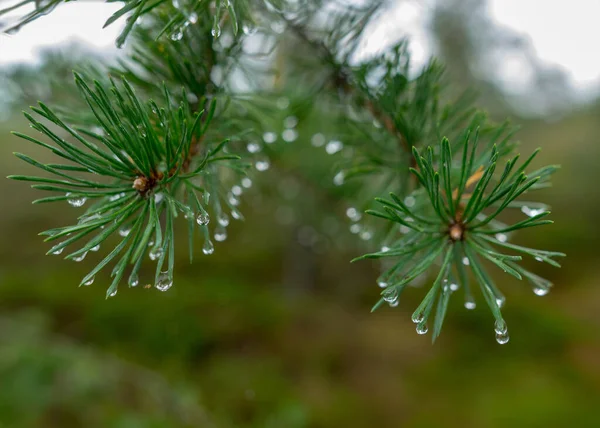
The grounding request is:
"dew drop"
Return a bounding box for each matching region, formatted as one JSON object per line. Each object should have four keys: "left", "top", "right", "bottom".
{"left": 412, "top": 312, "right": 424, "bottom": 324}
{"left": 108, "top": 289, "right": 117, "bottom": 298}
{"left": 496, "top": 331, "right": 510, "bottom": 344}
{"left": 241, "top": 177, "right": 253, "bottom": 188}
{"left": 188, "top": 12, "right": 198, "bottom": 24}
{"left": 450, "top": 282, "right": 459, "bottom": 292}
{"left": 109, "top": 192, "right": 125, "bottom": 202}
{"left": 521, "top": 206, "right": 545, "bottom": 218}
{"left": 380, "top": 246, "right": 390, "bottom": 252}
{"left": 464, "top": 299, "right": 476, "bottom": 310}
{"left": 129, "top": 273, "right": 139, "bottom": 287}
{"left": 155, "top": 271, "right": 173, "bottom": 292}
{"left": 90, "top": 244, "right": 100, "bottom": 252}
{"left": 231, "top": 209, "right": 243, "bottom": 220}
{"left": 211, "top": 24, "right": 221, "bottom": 38}
{"left": 119, "top": 225, "right": 131, "bottom": 237}
{"left": 83, "top": 276, "right": 95, "bottom": 286}
{"left": 495, "top": 296, "right": 506, "bottom": 308}
{"left": 242, "top": 23, "right": 255, "bottom": 35}
{"left": 325, "top": 140, "right": 343, "bottom": 155}
{"left": 311, "top": 133, "right": 326, "bottom": 147}
{"left": 214, "top": 226, "right": 227, "bottom": 242}
{"left": 495, "top": 233, "right": 508, "bottom": 243}
{"left": 333, "top": 171, "right": 345, "bottom": 186}
{"left": 282, "top": 128, "right": 298, "bottom": 142}
{"left": 203, "top": 239, "right": 215, "bottom": 255}
{"left": 416, "top": 322, "right": 428, "bottom": 335}
{"left": 52, "top": 247, "right": 64, "bottom": 255}
{"left": 217, "top": 213, "right": 229, "bottom": 227}
{"left": 346, "top": 207, "right": 362, "bottom": 222}
{"left": 404, "top": 196, "right": 416, "bottom": 207}
{"left": 247, "top": 142, "right": 261, "bottom": 153}
{"left": 462, "top": 257, "right": 470, "bottom": 266}
{"left": 255, "top": 158, "right": 270, "bottom": 171}
{"left": 349, "top": 223, "right": 361, "bottom": 234}
{"left": 535, "top": 256, "right": 543, "bottom": 262}
{"left": 73, "top": 251, "right": 88, "bottom": 262}
{"left": 66, "top": 193, "right": 87, "bottom": 208}
{"left": 170, "top": 30, "right": 183, "bottom": 41}
{"left": 533, "top": 286, "right": 549, "bottom": 296}
{"left": 228, "top": 193, "right": 240, "bottom": 206}
{"left": 196, "top": 212, "right": 210, "bottom": 226}
{"left": 149, "top": 247, "right": 163, "bottom": 261}
{"left": 263, "top": 132, "right": 277, "bottom": 144}
{"left": 389, "top": 299, "right": 399, "bottom": 308}
{"left": 377, "top": 281, "right": 388, "bottom": 288}
{"left": 494, "top": 319, "right": 507, "bottom": 335}
{"left": 383, "top": 288, "right": 398, "bottom": 303}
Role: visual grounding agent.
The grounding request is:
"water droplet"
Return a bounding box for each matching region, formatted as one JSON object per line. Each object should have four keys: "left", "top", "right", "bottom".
{"left": 263, "top": 132, "right": 277, "bottom": 144}
{"left": 188, "top": 12, "right": 199, "bottom": 24}
{"left": 90, "top": 244, "right": 100, "bottom": 252}
{"left": 211, "top": 23, "right": 221, "bottom": 38}
{"left": 172, "top": 0, "right": 181, "bottom": 8}
{"left": 66, "top": 193, "right": 86, "bottom": 207}
{"left": 494, "top": 319, "right": 507, "bottom": 335}
{"left": 196, "top": 212, "right": 210, "bottom": 226}
{"left": 52, "top": 247, "right": 64, "bottom": 255}
{"left": 228, "top": 193, "right": 240, "bottom": 206}
{"left": 231, "top": 209, "right": 243, "bottom": 220}
{"left": 346, "top": 207, "right": 362, "bottom": 222}
{"left": 404, "top": 195, "right": 416, "bottom": 207}
{"left": 535, "top": 256, "right": 543, "bottom": 262}
{"left": 119, "top": 225, "right": 131, "bottom": 237}
{"left": 203, "top": 239, "right": 215, "bottom": 255}
{"left": 378, "top": 281, "right": 388, "bottom": 288}
{"left": 311, "top": 133, "right": 326, "bottom": 147}
{"left": 450, "top": 283, "right": 459, "bottom": 292}
{"left": 255, "top": 158, "right": 270, "bottom": 171}
{"left": 155, "top": 271, "right": 173, "bottom": 292}
{"left": 83, "top": 276, "right": 95, "bottom": 286}
{"left": 129, "top": 273, "right": 139, "bottom": 287}
{"left": 109, "top": 192, "right": 125, "bottom": 202}
{"left": 241, "top": 177, "right": 253, "bottom": 188}
{"left": 247, "top": 142, "right": 261, "bottom": 153}
{"left": 242, "top": 23, "right": 255, "bottom": 35}
{"left": 383, "top": 288, "right": 398, "bottom": 303}
{"left": 533, "top": 286, "right": 549, "bottom": 296}
{"left": 217, "top": 213, "right": 229, "bottom": 227}
{"left": 412, "top": 312, "right": 424, "bottom": 324}
{"left": 496, "top": 331, "right": 510, "bottom": 344}
{"left": 359, "top": 230, "right": 372, "bottom": 241}
{"left": 495, "top": 296, "right": 505, "bottom": 308}
{"left": 349, "top": 223, "right": 361, "bottom": 234}
{"left": 325, "top": 140, "right": 343, "bottom": 155}
{"left": 389, "top": 299, "right": 399, "bottom": 308}
{"left": 380, "top": 246, "right": 390, "bottom": 252}
{"left": 464, "top": 298, "right": 476, "bottom": 310}
{"left": 333, "top": 171, "right": 345, "bottom": 186}
{"left": 108, "top": 289, "right": 117, "bottom": 297}
{"left": 276, "top": 97, "right": 289, "bottom": 110}
{"left": 73, "top": 251, "right": 88, "bottom": 262}
{"left": 495, "top": 233, "right": 508, "bottom": 243}
{"left": 521, "top": 206, "right": 545, "bottom": 218}
{"left": 282, "top": 129, "right": 298, "bottom": 142}
{"left": 284, "top": 116, "right": 298, "bottom": 128}
{"left": 462, "top": 257, "right": 470, "bottom": 266}
{"left": 149, "top": 247, "right": 163, "bottom": 261}
{"left": 416, "top": 322, "right": 428, "bottom": 335}
{"left": 214, "top": 226, "right": 227, "bottom": 242}
{"left": 170, "top": 30, "right": 183, "bottom": 41}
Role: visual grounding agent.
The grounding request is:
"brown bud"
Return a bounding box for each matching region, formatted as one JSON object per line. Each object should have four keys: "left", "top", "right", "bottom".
{"left": 132, "top": 176, "right": 148, "bottom": 192}
{"left": 449, "top": 223, "right": 464, "bottom": 241}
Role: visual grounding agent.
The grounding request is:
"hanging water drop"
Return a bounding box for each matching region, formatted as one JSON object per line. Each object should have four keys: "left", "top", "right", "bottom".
{"left": 495, "top": 296, "right": 506, "bottom": 308}
{"left": 411, "top": 312, "right": 424, "bottom": 324}
{"left": 83, "top": 276, "right": 95, "bottom": 286}
{"left": 73, "top": 251, "right": 88, "bottom": 262}
{"left": 155, "top": 271, "right": 173, "bottom": 292}
{"left": 496, "top": 331, "right": 510, "bottom": 344}
{"left": 535, "top": 256, "right": 543, "bottom": 262}
{"left": 416, "top": 322, "right": 428, "bottom": 335}
{"left": 389, "top": 299, "right": 399, "bottom": 308}
{"left": 383, "top": 288, "right": 398, "bottom": 304}
{"left": 333, "top": 171, "right": 345, "bottom": 186}
{"left": 211, "top": 23, "right": 221, "bottom": 38}
{"left": 217, "top": 213, "right": 229, "bottom": 227}
{"left": 247, "top": 142, "right": 261, "bottom": 153}
{"left": 203, "top": 239, "right": 215, "bottom": 255}
{"left": 450, "top": 282, "right": 459, "bottom": 292}
{"left": 196, "top": 212, "right": 210, "bottom": 226}
{"left": 90, "top": 244, "right": 100, "bottom": 252}
{"left": 66, "top": 193, "right": 86, "bottom": 207}
{"left": 149, "top": 247, "right": 163, "bottom": 261}
{"left": 108, "top": 289, "right": 117, "bottom": 297}
{"left": 282, "top": 129, "right": 298, "bottom": 142}
{"left": 170, "top": 30, "right": 184, "bottom": 41}
{"left": 231, "top": 209, "right": 243, "bottom": 220}
{"left": 214, "top": 226, "right": 227, "bottom": 242}
{"left": 228, "top": 193, "right": 240, "bottom": 206}
{"left": 462, "top": 257, "right": 470, "bottom": 266}
{"left": 119, "top": 225, "right": 131, "bottom": 237}
{"left": 380, "top": 246, "right": 390, "bottom": 253}
{"left": 494, "top": 319, "right": 507, "bottom": 335}
{"left": 495, "top": 233, "right": 508, "bottom": 243}
{"left": 129, "top": 273, "right": 139, "bottom": 287}
{"left": 346, "top": 207, "right": 361, "bottom": 222}
{"left": 325, "top": 140, "right": 343, "bottom": 155}
{"left": 377, "top": 281, "right": 388, "bottom": 288}
{"left": 241, "top": 177, "right": 253, "bottom": 188}
{"left": 231, "top": 185, "right": 243, "bottom": 196}
{"left": 52, "top": 247, "right": 64, "bottom": 256}
{"left": 255, "top": 158, "right": 270, "bottom": 171}
{"left": 188, "top": 12, "right": 199, "bottom": 24}
{"left": 464, "top": 297, "right": 476, "bottom": 310}
{"left": 533, "top": 286, "right": 549, "bottom": 296}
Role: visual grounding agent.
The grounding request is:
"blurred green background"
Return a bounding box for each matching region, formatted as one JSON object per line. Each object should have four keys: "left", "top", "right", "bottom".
{"left": 1, "top": 1, "right": 600, "bottom": 427}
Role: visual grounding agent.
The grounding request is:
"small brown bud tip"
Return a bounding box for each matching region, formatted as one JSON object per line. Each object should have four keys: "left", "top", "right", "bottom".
{"left": 449, "top": 223, "right": 464, "bottom": 241}
{"left": 132, "top": 176, "right": 148, "bottom": 191}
